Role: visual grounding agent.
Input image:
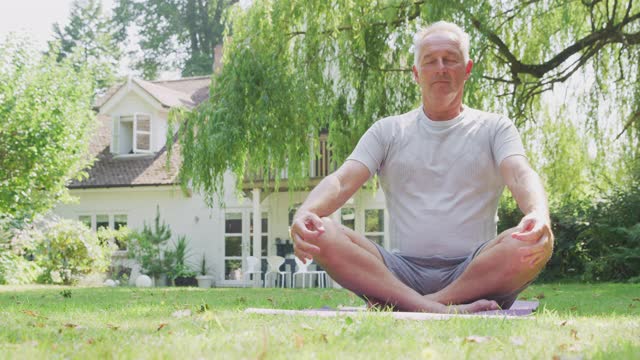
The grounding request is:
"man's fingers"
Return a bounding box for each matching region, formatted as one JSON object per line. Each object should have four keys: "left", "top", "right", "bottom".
{"left": 309, "top": 214, "right": 326, "bottom": 233}
{"left": 512, "top": 222, "right": 545, "bottom": 242}
{"left": 294, "top": 249, "right": 313, "bottom": 262}
{"left": 292, "top": 233, "right": 320, "bottom": 255}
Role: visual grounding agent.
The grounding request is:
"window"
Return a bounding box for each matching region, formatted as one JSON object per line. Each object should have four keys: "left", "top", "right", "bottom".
{"left": 79, "top": 215, "right": 92, "bottom": 229}
{"left": 78, "top": 214, "right": 128, "bottom": 249}
{"left": 364, "top": 209, "right": 385, "bottom": 246}
{"left": 112, "top": 113, "right": 152, "bottom": 155}
{"left": 96, "top": 214, "right": 109, "bottom": 230}
{"left": 341, "top": 208, "right": 356, "bottom": 230}
{"left": 224, "top": 212, "right": 243, "bottom": 280}
{"left": 250, "top": 212, "right": 268, "bottom": 257}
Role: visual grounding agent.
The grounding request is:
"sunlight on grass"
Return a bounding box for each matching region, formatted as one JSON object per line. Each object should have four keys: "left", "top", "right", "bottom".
{"left": 0, "top": 284, "right": 638, "bottom": 359}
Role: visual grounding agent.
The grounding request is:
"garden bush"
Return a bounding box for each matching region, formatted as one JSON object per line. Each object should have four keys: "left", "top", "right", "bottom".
{"left": 498, "top": 179, "right": 640, "bottom": 282}
{"left": 34, "top": 217, "right": 113, "bottom": 285}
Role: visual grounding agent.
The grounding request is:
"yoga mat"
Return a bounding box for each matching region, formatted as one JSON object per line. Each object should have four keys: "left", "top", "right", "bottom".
{"left": 245, "top": 300, "right": 539, "bottom": 320}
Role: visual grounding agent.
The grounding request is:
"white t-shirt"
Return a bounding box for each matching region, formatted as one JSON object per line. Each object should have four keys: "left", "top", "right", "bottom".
{"left": 347, "top": 106, "right": 526, "bottom": 257}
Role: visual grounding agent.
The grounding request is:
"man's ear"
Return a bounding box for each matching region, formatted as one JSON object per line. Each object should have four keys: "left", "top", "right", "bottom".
{"left": 412, "top": 65, "right": 419, "bottom": 83}
{"left": 465, "top": 60, "right": 474, "bottom": 79}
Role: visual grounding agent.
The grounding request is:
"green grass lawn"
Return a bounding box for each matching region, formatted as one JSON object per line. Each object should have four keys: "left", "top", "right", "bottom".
{"left": 0, "top": 283, "right": 638, "bottom": 359}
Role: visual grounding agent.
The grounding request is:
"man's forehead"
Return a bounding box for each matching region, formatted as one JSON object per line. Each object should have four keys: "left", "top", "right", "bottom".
{"left": 419, "top": 32, "right": 463, "bottom": 56}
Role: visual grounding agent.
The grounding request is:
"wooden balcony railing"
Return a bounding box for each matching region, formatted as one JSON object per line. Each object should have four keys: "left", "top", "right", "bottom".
{"left": 243, "top": 133, "right": 337, "bottom": 189}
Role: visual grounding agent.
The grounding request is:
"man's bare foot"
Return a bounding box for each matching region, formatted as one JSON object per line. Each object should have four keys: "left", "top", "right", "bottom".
{"left": 446, "top": 299, "right": 500, "bottom": 314}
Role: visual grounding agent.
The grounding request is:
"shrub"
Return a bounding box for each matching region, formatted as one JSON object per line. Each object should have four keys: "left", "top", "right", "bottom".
{"left": 128, "top": 207, "right": 173, "bottom": 280}
{"left": 0, "top": 215, "right": 42, "bottom": 284}
{"left": 35, "top": 218, "right": 113, "bottom": 285}
{"left": 166, "top": 235, "right": 197, "bottom": 284}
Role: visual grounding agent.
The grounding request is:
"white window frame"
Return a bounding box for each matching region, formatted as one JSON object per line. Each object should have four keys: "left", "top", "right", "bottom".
{"left": 133, "top": 113, "right": 152, "bottom": 153}
{"left": 112, "top": 113, "right": 153, "bottom": 155}
{"left": 363, "top": 208, "right": 386, "bottom": 248}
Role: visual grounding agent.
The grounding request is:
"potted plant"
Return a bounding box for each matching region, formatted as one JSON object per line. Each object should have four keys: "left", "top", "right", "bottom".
{"left": 127, "top": 207, "right": 173, "bottom": 286}
{"left": 167, "top": 235, "right": 197, "bottom": 286}
{"left": 195, "top": 253, "right": 214, "bottom": 288}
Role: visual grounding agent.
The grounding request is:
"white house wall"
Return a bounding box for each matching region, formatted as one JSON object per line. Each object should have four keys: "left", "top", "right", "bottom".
{"left": 54, "top": 186, "right": 226, "bottom": 281}
{"left": 54, "top": 170, "right": 388, "bottom": 285}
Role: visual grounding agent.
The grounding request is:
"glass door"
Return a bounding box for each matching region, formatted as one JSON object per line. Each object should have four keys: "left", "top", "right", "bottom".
{"left": 223, "top": 211, "right": 247, "bottom": 282}
{"left": 223, "top": 210, "right": 269, "bottom": 285}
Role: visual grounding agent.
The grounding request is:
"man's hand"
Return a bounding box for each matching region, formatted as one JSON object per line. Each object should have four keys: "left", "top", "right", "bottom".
{"left": 290, "top": 210, "right": 325, "bottom": 261}
{"left": 511, "top": 211, "right": 553, "bottom": 268}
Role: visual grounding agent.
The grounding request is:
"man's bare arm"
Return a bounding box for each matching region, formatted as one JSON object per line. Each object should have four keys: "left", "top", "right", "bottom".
{"left": 296, "top": 160, "right": 371, "bottom": 217}
{"left": 500, "top": 155, "right": 553, "bottom": 267}
{"left": 291, "top": 160, "right": 371, "bottom": 260}
{"left": 500, "top": 155, "right": 549, "bottom": 222}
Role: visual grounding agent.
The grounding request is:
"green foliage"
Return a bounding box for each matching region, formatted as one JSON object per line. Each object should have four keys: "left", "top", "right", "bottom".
{"left": 48, "top": 0, "right": 122, "bottom": 92}
{"left": 171, "top": 0, "right": 640, "bottom": 202}
{"left": 499, "top": 179, "right": 640, "bottom": 282}
{"left": 0, "top": 38, "right": 96, "bottom": 220}
{"left": 34, "top": 218, "right": 113, "bottom": 285}
{"left": 166, "top": 235, "right": 197, "bottom": 281}
{"left": 127, "top": 207, "right": 173, "bottom": 278}
{"left": 112, "top": 0, "right": 234, "bottom": 78}
{"left": 97, "top": 226, "right": 132, "bottom": 250}
{"left": 0, "top": 215, "right": 42, "bottom": 285}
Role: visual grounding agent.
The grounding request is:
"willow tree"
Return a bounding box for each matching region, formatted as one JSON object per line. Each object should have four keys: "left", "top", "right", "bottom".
{"left": 171, "top": 0, "right": 640, "bottom": 205}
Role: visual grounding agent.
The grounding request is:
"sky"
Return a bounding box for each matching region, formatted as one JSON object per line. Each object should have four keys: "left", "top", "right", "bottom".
{"left": 0, "top": 0, "right": 115, "bottom": 51}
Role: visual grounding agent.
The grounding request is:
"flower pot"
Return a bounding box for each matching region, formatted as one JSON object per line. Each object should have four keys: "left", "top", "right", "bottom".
{"left": 174, "top": 276, "right": 198, "bottom": 287}
{"left": 196, "top": 275, "right": 214, "bottom": 288}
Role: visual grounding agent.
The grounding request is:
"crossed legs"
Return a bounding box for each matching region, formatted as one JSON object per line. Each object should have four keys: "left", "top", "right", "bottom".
{"left": 308, "top": 217, "right": 498, "bottom": 313}
{"left": 307, "top": 217, "right": 551, "bottom": 312}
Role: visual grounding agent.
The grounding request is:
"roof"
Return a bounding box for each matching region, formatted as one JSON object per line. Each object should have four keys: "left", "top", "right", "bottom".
{"left": 94, "top": 75, "right": 211, "bottom": 110}
{"left": 72, "top": 76, "right": 212, "bottom": 189}
{"left": 69, "top": 114, "right": 183, "bottom": 189}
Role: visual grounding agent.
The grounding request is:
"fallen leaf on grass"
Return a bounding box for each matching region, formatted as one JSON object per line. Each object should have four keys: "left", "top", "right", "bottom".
{"left": 319, "top": 334, "right": 329, "bottom": 344}
{"left": 558, "top": 343, "right": 582, "bottom": 352}
{"left": 569, "top": 306, "right": 578, "bottom": 312}
{"left": 294, "top": 334, "right": 304, "bottom": 349}
{"left": 86, "top": 338, "right": 95, "bottom": 345}
{"left": 64, "top": 323, "right": 79, "bottom": 328}
{"left": 464, "top": 335, "right": 492, "bottom": 344}
{"left": 632, "top": 298, "right": 640, "bottom": 302}
{"left": 106, "top": 324, "right": 119, "bottom": 331}
{"left": 21, "top": 310, "right": 47, "bottom": 319}
{"left": 171, "top": 309, "right": 192, "bottom": 318}
{"left": 534, "top": 293, "right": 545, "bottom": 300}
{"left": 629, "top": 303, "right": 637, "bottom": 309}
{"left": 300, "top": 323, "right": 314, "bottom": 330}
{"left": 157, "top": 323, "right": 168, "bottom": 331}
{"left": 570, "top": 329, "right": 579, "bottom": 340}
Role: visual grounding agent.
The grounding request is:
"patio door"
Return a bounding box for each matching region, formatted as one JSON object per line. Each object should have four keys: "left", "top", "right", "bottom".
{"left": 223, "top": 210, "right": 268, "bottom": 285}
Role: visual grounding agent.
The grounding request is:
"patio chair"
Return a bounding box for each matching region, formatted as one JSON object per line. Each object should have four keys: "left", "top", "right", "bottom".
{"left": 243, "top": 256, "right": 263, "bottom": 287}
{"left": 293, "top": 257, "right": 328, "bottom": 288}
{"left": 264, "top": 255, "right": 291, "bottom": 288}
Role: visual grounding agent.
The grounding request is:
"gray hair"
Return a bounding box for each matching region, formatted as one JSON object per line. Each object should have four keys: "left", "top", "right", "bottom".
{"left": 413, "top": 21, "right": 470, "bottom": 67}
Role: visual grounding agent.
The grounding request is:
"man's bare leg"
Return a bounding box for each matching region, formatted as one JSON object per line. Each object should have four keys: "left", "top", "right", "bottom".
{"left": 425, "top": 227, "right": 553, "bottom": 307}
{"left": 308, "top": 217, "right": 499, "bottom": 313}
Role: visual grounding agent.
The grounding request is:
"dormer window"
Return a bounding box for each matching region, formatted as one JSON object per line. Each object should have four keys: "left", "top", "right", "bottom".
{"left": 112, "top": 113, "right": 152, "bottom": 155}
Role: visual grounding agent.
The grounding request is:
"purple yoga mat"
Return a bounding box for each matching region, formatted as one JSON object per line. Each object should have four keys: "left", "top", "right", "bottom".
{"left": 244, "top": 300, "right": 539, "bottom": 320}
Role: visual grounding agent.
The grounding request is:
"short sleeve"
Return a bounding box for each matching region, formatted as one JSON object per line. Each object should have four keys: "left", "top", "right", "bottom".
{"left": 492, "top": 116, "right": 526, "bottom": 167}
{"left": 346, "top": 120, "right": 388, "bottom": 178}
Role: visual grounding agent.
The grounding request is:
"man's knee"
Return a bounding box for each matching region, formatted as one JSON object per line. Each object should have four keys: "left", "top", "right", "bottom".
{"left": 498, "top": 235, "right": 551, "bottom": 282}
{"left": 309, "top": 217, "right": 342, "bottom": 256}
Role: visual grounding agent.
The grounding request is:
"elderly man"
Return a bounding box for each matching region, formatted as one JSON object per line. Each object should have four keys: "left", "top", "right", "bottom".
{"left": 290, "top": 21, "right": 553, "bottom": 313}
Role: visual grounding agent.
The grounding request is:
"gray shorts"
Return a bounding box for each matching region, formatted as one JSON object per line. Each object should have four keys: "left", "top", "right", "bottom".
{"left": 372, "top": 241, "right": 526, "bottom": 309}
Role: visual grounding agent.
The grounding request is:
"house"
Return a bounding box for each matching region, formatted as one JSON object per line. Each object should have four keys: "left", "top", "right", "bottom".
{"left": 52, "top": 75, "right": 389, "bottom": 287}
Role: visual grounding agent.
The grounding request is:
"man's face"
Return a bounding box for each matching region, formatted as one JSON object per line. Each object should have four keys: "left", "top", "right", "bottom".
{"left": 412, "top": 33, "right": 473, "bottom": 103}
